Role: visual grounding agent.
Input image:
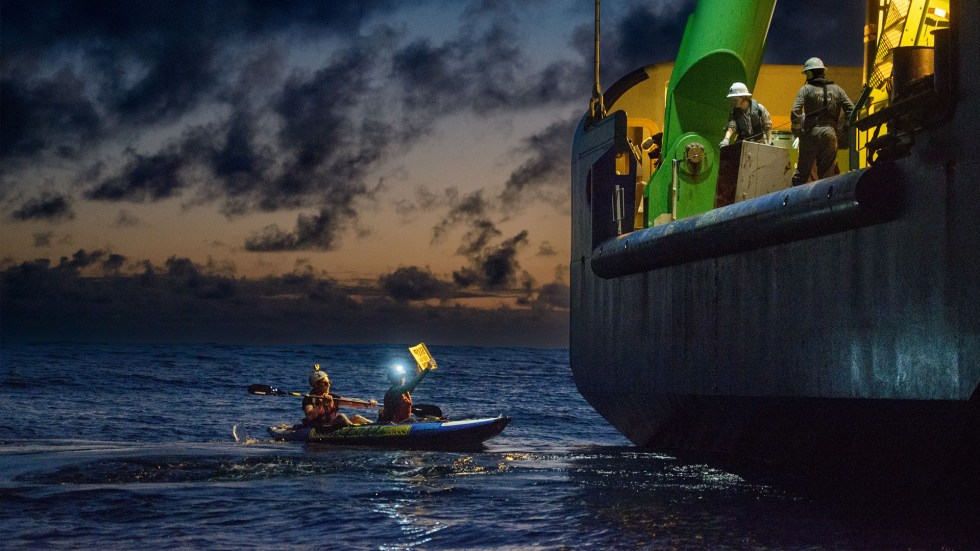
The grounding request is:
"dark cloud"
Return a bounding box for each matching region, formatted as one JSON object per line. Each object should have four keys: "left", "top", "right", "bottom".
{"left": 84, "top": 145, "right": 195, "bottom": 202}
{"left": 379, "top": 266, "right": 451, "bottom": 302}
{"left": 199, "top": 109, "right": 278, "bottom": 215}
{"left": 391, "top": 22, "right": 585, "bottom": 120}
{"left": 51, "top": 248, "right": 108, "bottom": 276}
{"left": 226, "top": 47, "right": 288, "bottom": 105}
{"left": 616, "top": 2, "right": 693, "bottom": 63}
{"left": 165, "top": 256, "right": 201, "bottom": 279}
{"left": 0, "top": 250, "right": 567, "bottom": 347}
{"left": 2, "top": 0, "right": 595, "bottom": 270}
{"left": 455, "top": 219, "right": 502, "bottom": 258}
{"left": 244, "top": 208, "right": 348, "bottom": 252}
{"left": 478, "top": 230, "right": 530, "bottom": 288}
{"left": 414, "top": 184, "right": 546, "bottom": 294}
{"left": 0, "top": 2, "right": 398, "bottom": 67}
{"left": 453, "top": 229, "right": 529, "bottom": 290}
{"left": 113, "top": 210, "right": 139, "bottom": 228}
{"left": 571, "top": 1, "right": 695, "bottom": 82}
{"left": 102, "top": 253, "right": 127, "bottom": 276}
{"left": 393, "top": 185, "right": 440, "bottom": 218}
{"left": 261, "top": 43, "right": 397, "bottom": 213}
{"left": 426, "top": 190, "right": 543, "bottom": 293}
{"left": 515, "top": 270, "right": 536, "bottom": 306}
{"left": 533, "top": 281, "right": 570, "bottom": 310}
{"left": 500, "top": 116, "right": 579, "bottom": 209}
{"left": 33, "top": 232, "right": 54, "bottom": 247}
{"left": 112, "top": 39, "right": 218, "bottom": 125}
{"left": 391, "top": 39, "right": 458, "bottom": 113}
{"left": 2, "top": 2, "right": 405, "bottom": 220}
{"left": 211, "top": 110, "right": 272, "bottom": 185}
{"left": 160, "top": 256, "right": 239, "bottom": 299}
{"left": 81, "top": 107, "right": 271, "bottom": 212}
{"left": 11, "top": 193, "right": 74, "bottom": 222}
{"left": 80, "top": 31, "right": 397, "bottom": 252}
{"left": 432, "top": 189, "right": 491, "bottom": 243}
{"left": 537, "top": 242, "right": 557, "bottom": 257}
{"left": 0, "top": 69, "right": 103, "bottom": 164}
{"left": 421, "top": 111, "right": 572, "bottom": 280}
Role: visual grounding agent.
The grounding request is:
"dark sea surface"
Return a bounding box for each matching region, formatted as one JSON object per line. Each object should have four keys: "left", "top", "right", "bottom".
{"left": 1, "top": 342, "right": 977, "bottom": 550}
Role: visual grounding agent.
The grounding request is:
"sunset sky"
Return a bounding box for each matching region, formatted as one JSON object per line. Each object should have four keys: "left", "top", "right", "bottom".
{"left": 1, "top": 0, "right": 864, "bottom": 347}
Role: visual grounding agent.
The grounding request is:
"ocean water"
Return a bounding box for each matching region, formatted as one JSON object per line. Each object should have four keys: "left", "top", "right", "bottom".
{"left": 0, "top": 343, "right": 976, "bottom": 550}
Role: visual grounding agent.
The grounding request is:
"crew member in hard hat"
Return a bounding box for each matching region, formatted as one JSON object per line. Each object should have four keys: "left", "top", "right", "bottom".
{"left": 302, "top": 366, "right": 374, "bottom": 429}
{"left": 377, "top": 359, "right": 435, "bottom": 424}
{"left": 790, "top": 57, "right": 854, "bottom": 185}
{"left": 719, "top": 82, "right": 772, "bottom": 148}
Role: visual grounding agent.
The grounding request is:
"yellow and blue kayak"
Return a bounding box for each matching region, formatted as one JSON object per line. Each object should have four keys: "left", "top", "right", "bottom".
{"left": 267, "top": 416, "right": 510, "bottom": 449}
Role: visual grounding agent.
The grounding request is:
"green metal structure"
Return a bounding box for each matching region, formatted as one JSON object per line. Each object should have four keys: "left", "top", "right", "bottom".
{"left": 647, "top": 0, "right": 776, "bottom": 224}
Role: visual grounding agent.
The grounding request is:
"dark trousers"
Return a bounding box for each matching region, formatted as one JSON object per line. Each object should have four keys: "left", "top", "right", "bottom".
{"left": 792, "top": 126, "right": 838, "bottom": 185}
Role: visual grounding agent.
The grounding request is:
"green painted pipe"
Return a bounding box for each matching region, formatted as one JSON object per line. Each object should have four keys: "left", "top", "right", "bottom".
{"left": 647, "top": 0, "right": 776, "bottom": 223}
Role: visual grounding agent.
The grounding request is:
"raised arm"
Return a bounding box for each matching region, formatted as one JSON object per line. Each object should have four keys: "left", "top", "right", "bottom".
{"left": 402, "top": 361, "right": 435, "bottom": 393}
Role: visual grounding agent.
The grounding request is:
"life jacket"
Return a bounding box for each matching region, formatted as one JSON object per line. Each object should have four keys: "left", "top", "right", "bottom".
{"left": 731, "top": 99, "right": 766, "bottom": 143}
{"left": 802, "top": 79, "right": 843, "bottom": 131}
{"left": 302, "top": 394, "right": 338, "bottom": 428}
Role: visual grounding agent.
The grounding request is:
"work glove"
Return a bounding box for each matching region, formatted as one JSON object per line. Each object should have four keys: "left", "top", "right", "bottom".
{"left": 719, "top": 138, "right": 729, "bottom": 148}
{"left": 792, "top": 137, "right": 799, "bottom": 150}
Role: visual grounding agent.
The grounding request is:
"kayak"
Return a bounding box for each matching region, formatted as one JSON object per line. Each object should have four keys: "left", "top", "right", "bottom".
{"left": 267, "top": 416, "right": 511, "bottom": 449}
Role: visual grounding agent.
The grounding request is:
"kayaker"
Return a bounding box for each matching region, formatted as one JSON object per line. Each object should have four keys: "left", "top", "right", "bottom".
{"left": 303, "top": 368, "right": 373, "bottom": 429}
{"left": 377, "top": 360, "right": 434, "bottom": 423}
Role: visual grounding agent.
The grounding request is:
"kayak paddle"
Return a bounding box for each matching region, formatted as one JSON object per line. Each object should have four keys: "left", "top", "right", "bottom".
{"left": 247, "top": 383, "right": 442, "bottom": 417}
{"left": 247, "top": 384, "right": 376, "bottom": 408}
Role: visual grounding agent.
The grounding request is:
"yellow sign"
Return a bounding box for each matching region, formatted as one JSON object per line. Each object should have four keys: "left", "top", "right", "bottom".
{"left": 409, "top": 343, "right": 436, "bottom": 370}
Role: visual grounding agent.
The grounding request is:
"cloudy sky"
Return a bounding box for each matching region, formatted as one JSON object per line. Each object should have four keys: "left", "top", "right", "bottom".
{"left": 0, "top": 0, "right": 864, "bottom": 347}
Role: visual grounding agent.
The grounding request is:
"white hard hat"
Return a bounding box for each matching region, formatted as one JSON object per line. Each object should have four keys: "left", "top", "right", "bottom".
{"left": 727, "top": 82, "right": 752, "bottom": 98}
{"left": 309, "top": 367, "right": 329, "bottom": 387}
{"left": 803, "top": 57, "right": 825, "bottom": 73}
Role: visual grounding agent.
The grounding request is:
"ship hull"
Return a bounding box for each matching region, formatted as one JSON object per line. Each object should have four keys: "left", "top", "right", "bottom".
{"left": 571, "top": 159, "right": 980, "bottom": 493}
{"left": 570, "top": 1, "right": 980, "bottom": 492}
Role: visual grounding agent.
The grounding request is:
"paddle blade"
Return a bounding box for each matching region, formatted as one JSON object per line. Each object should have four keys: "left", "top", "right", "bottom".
{"left": 248, "top": 384, "right": 286, "bottom": 396}
{"left": 409, "top": 343, "right": 435, "bottom": 370}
